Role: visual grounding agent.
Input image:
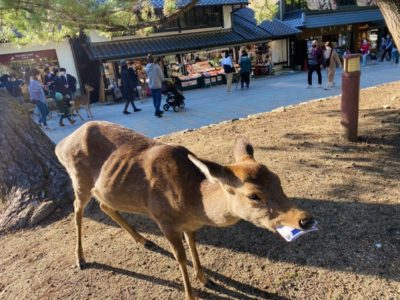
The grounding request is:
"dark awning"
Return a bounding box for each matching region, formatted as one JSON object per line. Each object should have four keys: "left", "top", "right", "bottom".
{"left": 84, "top": 7, "right": 299, "bottom": 61}
{"left": 84, "top": 30, "right": 243, "bottom": 61}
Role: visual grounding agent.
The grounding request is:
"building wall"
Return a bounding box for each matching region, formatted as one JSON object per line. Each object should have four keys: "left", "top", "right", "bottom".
{"left": 0, "top": 40, "right": 79, "bottom": 88}
{"left": 223, "top": 6, "right": 233, "bottom": 28}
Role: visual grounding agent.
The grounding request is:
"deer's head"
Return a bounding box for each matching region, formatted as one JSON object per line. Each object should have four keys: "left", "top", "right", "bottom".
{"left": 85, "top": 84, "right": 95, "bottom": 93}
{"left": 189, "top": 136, "right": 314, "bottom": 232}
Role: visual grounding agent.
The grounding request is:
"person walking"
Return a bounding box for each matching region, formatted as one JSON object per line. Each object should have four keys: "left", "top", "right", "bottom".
{"left": 360, "top": 39, "right": 370, "bottom": 66}
{"left": 43, "top": 67, "right": 56, "bottom": 98}
{"left": 306, "top": 40, "right": 323, "bottom": 88}
{"left": 120, "top": 60, "right": 141, "bottom": 115}
{"left": 61, "top": 68, "right": 77, "bottom": 98}
{"left": 128, "top": 61, "right": 139, "bottom": 99}
{"left": 239, "top": 50, "right": 252, "bottom": 89}
{"left": 380, "top": 34, "right": 393, "bottom": 62}
{"left": 28, "top": 69, "right": 51, "bottom": 129}
{"left": 145, "top": 54, "right": 164, "bottom": 118}
{"left": 324, "top": 42, "right": 342, "bottom": 89}
{"left": 221, "top": 51, "right": 234, "bottom": 92}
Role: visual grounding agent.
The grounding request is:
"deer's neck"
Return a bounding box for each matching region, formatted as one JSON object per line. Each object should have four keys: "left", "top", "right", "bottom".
{"left": 199, "top": 181, "right": 240, "bottom": 227}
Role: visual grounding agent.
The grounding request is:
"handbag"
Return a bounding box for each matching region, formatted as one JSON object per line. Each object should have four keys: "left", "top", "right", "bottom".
{"left": 324, "top": 49, "right": 333, "bottom": 67}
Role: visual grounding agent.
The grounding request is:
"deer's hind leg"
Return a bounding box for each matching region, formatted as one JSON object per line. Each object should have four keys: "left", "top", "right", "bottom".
{"left": 74, "top": 189, "right": 92, "bottom": 269}
{"left": 99, "top": 203, "right": 152, "bottom": 247}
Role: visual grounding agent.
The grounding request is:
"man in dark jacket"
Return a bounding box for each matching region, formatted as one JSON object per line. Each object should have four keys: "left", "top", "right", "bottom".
{"left": 306, "top": 40, "right": 323, "bottom": 88}
{"left": 43, "top": 67, "right": 56, "bottom": 97}
{"left": 60, "top": 67, "right": 77, "bottom": 97}
{"left": 120, "top": 60, "right": 141, "bottom": 114}
{"left": 128, "top": 61, "right": 139, "bottom": 99}
{"left": 53, "top": 68, "right": 70, "bottom": 97}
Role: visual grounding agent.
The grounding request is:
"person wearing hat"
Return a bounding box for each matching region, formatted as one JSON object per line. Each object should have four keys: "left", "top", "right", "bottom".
{"left": 306, "top": 40, "right": 323, "bottom": 88}
{"left": 145, "top": 54, "right": 165, "bottom": 118}
{"left": 120, "top": 60, "right": 141, "bottom": 114}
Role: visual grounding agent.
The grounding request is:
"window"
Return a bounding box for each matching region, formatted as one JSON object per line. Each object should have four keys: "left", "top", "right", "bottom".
{"left": 155, "top": 6, "right": 223, "bottom": 32}
{"left": 285, "top": 0, "right": 305, "bottom": 11}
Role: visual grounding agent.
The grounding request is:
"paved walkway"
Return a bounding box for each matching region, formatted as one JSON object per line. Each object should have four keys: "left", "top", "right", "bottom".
{"left": 45, "top": 62, "right": 399, "bottom": 144}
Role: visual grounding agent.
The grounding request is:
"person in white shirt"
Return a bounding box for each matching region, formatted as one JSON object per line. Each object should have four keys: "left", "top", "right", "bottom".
{"left": 221, "top": 51, "right": 234, "bottom": 92}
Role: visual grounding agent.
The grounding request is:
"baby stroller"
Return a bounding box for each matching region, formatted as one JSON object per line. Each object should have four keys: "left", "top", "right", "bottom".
{"left": 163, "top": 80, "right": 185, "bottom": 112}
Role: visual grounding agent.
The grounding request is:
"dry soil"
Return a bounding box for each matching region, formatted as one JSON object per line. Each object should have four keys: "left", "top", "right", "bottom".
{"left": 1, "top": 82, "right": 399, "bottom": 300}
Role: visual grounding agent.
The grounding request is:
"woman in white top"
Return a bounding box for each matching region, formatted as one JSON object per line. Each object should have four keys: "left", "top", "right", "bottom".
{"left": 221, "top": 51, "right": 234, "bottom": 92}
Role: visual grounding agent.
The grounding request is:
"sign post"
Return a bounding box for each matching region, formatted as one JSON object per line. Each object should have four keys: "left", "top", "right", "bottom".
{"left": 341, "top": 54, "right": 361, "bottom": 142}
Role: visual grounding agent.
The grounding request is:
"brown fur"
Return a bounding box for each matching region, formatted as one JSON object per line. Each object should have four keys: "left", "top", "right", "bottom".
{"left": 55, "top": 121, "right": 313, "bottom": 300}
{"left": 71, "top": 84, "right": 94, "bottom": 120}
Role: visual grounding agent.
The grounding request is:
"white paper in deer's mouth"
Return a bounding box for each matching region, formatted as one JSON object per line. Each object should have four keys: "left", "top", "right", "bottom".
{"left": 276, "top": 222, "right": 318, "bottom": 242}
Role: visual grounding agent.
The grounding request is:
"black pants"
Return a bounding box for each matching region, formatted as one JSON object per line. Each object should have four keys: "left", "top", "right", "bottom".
{"left": 380, "top": 47, "right": 392, "bottom": 61}
{"left": 123, "top": 90, "right": 138, "bottom": 112}
{"left": 308, "top": 65, "right": 322, "bottom": 85}
{"left": 240, "top": 72, "right": 250, "bottom": 88}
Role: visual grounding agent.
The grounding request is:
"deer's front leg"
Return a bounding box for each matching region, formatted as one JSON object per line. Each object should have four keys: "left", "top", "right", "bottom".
{"left": 184, "top": 231, "right": 209, "bottom": 286}
{"left": 162, "top": 229, "right": 195, "bottom": 300}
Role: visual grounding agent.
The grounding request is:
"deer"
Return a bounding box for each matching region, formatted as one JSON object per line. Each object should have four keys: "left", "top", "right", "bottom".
{"left": 70, "top": 84, "right": 95, "bottom": 121}
{"left": 55, "top": 121, "right": 315, "bottom": 300}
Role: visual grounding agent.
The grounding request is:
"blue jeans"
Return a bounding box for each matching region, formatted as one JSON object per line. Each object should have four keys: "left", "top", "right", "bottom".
{"left": 151, "top": 88, "right": 162, "bottom": 114}
{"left": 36, "top": 101, "right": 49, "bottom": 126}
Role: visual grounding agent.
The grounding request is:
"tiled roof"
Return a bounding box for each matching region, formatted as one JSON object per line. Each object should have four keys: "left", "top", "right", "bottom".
{"left": 233, "top": 7, "right": 300, "bottom": 39}
{"left": 151, "top": 0, "right": 248, "bottom": 8}
{"left": 84, "top": 7, "right": 299, "bottom": 61}
{"left": 84, "top": 30, "right": 243, "bottom": 61}
{"left": 304, "top": 9, "right": 383, "bottom": 28}
{"left": 282, "top": 11, "right": 305, "bottom": 28}
{"left": 283, "top": 8, "right": 383, "bottom": 28}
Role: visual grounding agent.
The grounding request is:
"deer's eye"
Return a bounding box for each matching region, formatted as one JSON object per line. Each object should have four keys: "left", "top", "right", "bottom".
{"left": 248, "top": 194, "right": 260, "bottom": 201}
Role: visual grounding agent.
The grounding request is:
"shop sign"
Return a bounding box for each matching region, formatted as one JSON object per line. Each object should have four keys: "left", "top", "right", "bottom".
{"left": 0, "top": 49, "right": 58, "bottom": 64}
{"left": 181, "top": 80, "right": 197, "bottom": 87}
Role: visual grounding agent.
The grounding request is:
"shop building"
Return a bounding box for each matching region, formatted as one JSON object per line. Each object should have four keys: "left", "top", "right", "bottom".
{"left": 80, "top": 1, "right": 299, "bottom": 99}
{"left": 0, "top": 40, "right": 80, "bottom": 94}
{"left": 281, "top": 0, "right": 385, "bottom": 69}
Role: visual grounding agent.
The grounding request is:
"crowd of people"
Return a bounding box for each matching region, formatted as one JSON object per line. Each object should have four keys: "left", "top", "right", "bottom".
{"left": 0, "top": 66, "right": 78, "bottom": 129}
{"left": 306, "top": 34, "right": 398, "bottom": 90}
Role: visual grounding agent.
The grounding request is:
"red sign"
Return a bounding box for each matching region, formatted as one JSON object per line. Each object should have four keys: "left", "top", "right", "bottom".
{"left": 0, "top": 49, "right": 58, "bottom": 64}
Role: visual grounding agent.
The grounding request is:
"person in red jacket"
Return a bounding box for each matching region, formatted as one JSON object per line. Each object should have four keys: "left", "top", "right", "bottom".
{"left": 360, "top": 39, "right": 370, "bottom": 66}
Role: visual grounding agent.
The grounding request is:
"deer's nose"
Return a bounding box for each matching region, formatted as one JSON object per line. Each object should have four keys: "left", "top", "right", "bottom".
{"left": 299, "top": 217, "right": 315, "bottom": 230}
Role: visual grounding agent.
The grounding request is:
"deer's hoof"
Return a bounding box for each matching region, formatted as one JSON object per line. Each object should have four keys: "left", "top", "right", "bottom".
{"left": 144, "top": 240, "right": 156, "bottom": 249}
{"left": 205, "top": 278, "right": 216, "bottom": 287}
{"left": 77, "top": 259, "right": 86, "bottom": 270}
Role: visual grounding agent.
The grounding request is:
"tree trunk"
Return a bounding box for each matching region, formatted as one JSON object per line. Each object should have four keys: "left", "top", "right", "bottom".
{"left": 376, "top": 0, "right": 400, "bottom": 50}
{"left": 0, "top": 91, "right": 73, "bottom": 232}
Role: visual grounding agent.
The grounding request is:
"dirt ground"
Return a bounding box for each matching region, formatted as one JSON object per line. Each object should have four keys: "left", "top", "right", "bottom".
{"left": 1, "top": 82, "right": 399, "bottom": 300}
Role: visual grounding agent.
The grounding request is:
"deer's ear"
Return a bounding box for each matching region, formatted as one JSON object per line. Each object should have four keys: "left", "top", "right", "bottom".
{"left": 188, "top": 154, "right": 236, "bottom": 185}
{"left": 233, "top": 136, "right": 254, "bottom": 162}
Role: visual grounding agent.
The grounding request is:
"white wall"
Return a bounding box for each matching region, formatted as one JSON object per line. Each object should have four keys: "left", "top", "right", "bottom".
{"left": 223, "top": 6, "right": 233, "bottom": 29}
{"left": 269, "top": 39, "right": 288, "bottom": 64}
{"left": 0, "top": 40, "right": 80, "bottom": 88}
